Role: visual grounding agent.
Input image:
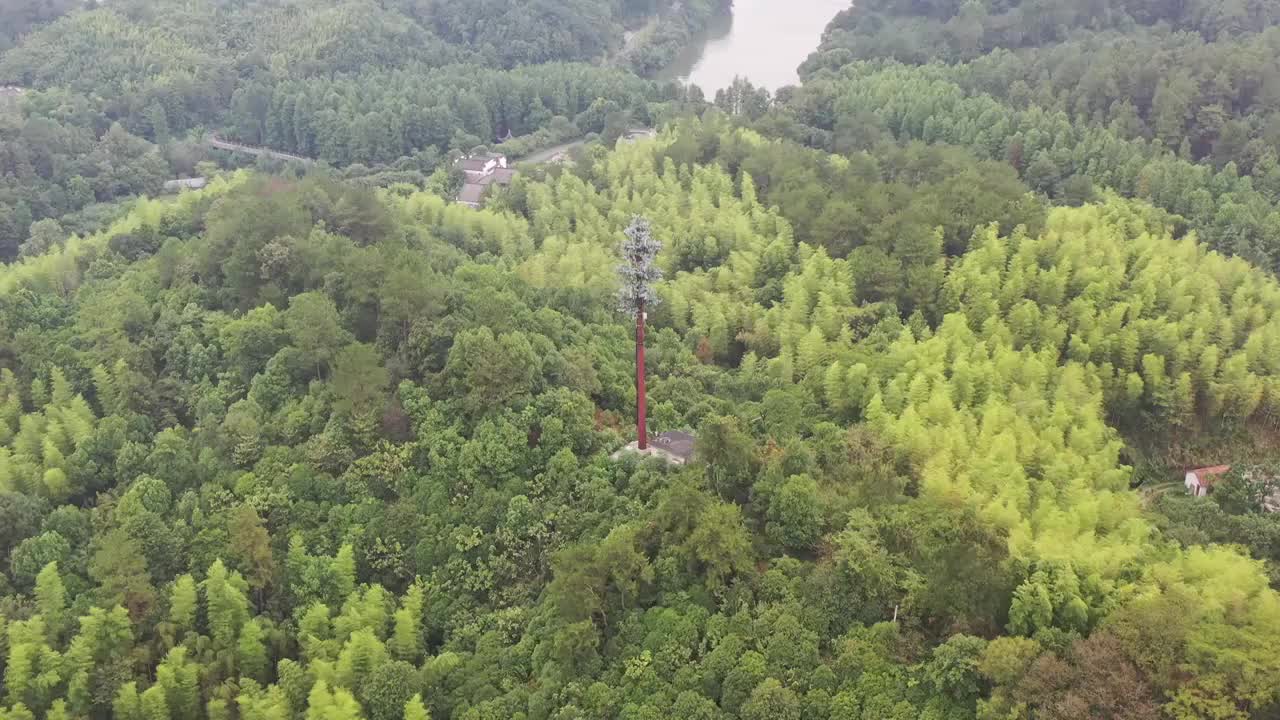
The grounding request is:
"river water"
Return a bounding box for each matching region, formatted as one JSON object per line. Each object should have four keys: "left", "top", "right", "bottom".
{"left": 656, "top": 0, "right": 851, "bottom": 93}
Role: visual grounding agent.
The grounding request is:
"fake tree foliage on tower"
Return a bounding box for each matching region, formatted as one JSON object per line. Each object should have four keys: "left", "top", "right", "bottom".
{"left": 618, "top": 216, "right": 662, "bottom": 450}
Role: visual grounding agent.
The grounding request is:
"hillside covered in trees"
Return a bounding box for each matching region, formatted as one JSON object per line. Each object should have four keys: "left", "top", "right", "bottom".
{"left": 1, "top": 114, "right": 1279, "bottom": 720}
{"left": 2, "top": 0, "right": 1280, "bottom": 719}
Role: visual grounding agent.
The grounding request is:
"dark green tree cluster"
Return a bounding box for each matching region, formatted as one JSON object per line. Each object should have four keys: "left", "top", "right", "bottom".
{"left": 757, "top": 63, "right": 1280, "bottom": 273}
{"left": 0, "top": 114, "right": 170, "bottom": 261}
{"left": 934, "top": 29, "right": 1280, "bottom": 165}
{"left": 428, "top": 0, "right": 622, "bottom": 68}
{"left": 226, "top": 63, "right": 660, "bottom": 166}
{"left": 810, "top": 0, "right": 1280, "bottom": 64}
{"left": 803, "top": 22, "right": 1280, "bottom": 168}
{"left": 772, "top": 0, "right": 1280, "bottom": 275}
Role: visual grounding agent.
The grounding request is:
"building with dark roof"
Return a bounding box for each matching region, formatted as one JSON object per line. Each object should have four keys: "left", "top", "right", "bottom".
{"left": 454, "top": 152, "right": 517, "bottom": 208}
{"left": 650, "top": 431, "right": 696, "bottom": 464}
{"left": 458, "top": 152, "right": 508, "bottom": 180}
{"left": 611, "top": 430, "right": 697, "bottom": 466}
{"left": 457, "top": 183, "right": 487, "bottom": 208}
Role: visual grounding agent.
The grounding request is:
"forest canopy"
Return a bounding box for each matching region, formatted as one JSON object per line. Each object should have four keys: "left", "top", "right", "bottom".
{"left": 0, "top": 116, "right": 1279, "bottom": 720}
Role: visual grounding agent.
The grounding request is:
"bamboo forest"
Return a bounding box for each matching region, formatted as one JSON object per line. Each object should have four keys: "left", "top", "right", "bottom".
{"left": 1, "top": 1, "right": 1280, "bottom": 719}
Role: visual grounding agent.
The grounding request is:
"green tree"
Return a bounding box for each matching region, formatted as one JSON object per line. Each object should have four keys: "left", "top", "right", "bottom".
{"left": 114, "top": 683, "right": 143, "bottom": 720}
{"left": 11, "top": 532, "right": 70, "bottom": 589}
{"left": 65, "top": 606, "right": 134, "bottom": 717}
{"left": 19, "top": 219, "right": 64, "bottom": 258}
{"left": 306, "top": 680, "right": 364, "bottom": 720}
{"left": 359, "top": 660, "right": 420, "bottom": 720}
{"left": 403, "top": 694, "right": 430, "bottom": 720}
{"left": 336, "top": 630, "right": 389, "bottom": 690}
{"left": 229, "top": 505, "right": 276, "bottom": 600}
{"left": 767, "top": 474, "right": 823, "bottom": 551}
{"left": 140, "top": 684, "right": 170, "bottom": 720}
{"left": 89, "top": 529, "right": 155, "bottom": 621}
{"left": 332, "top": 343, "right": 390, "bottom": 419}
{"left": 925, "top": 634, "right": 987, "bottom": 702}
{"left": 33, "top": 562, "right": 66, "bottom": 642}
{"left": 741, "top": 678, "right": 801, "bottom": 720}
{"left": 441, "top": 328, "right": 540, "bottom": 420}
{"left": 237, "top": 618, "right": 268, "bottom": 682}
{"left": 168, "top": 575, "right": 198, "bottom": 639}
{"left": 697, "top": 416, "right": 755, "bottom": 502}
{"left": 222, "top": 305, "right": 289, "bottom": 382}
{"left": 203, "top": 560, "right": 250, "bottom": 653}
{"left": 285, "top": 292, "right": 350, "bottom": 377}
{"left": 389, "top": 582, "right": 424, "bottom": 663}
{"left": 155, "top": 648, "right": 201, "bottom": 720}
{"left": 688, "top": 502, "right": 753, "bottom": 592}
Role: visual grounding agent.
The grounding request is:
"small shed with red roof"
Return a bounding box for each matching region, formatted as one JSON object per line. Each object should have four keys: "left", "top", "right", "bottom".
{"left": 1185, "top": 465, "right": 1231, "bottom": 497}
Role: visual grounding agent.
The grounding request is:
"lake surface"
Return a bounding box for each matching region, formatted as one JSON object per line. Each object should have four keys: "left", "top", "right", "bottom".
{"left": 657, "top": 0, "right": 851, "bottom": 93}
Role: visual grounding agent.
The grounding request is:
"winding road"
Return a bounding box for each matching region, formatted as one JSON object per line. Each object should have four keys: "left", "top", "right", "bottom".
{"left": 207, "top": 131, "right": 589, "bottom": 168}
{"left": 207, "top": 126, "right": 654, "bottom": 172}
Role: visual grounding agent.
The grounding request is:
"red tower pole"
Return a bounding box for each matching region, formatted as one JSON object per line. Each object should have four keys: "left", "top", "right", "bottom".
{"left": 636, "top": 301, "right": 648, "bottom": 450}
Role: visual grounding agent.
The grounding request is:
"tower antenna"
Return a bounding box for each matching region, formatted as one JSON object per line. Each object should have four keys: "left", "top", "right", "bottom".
{"left": 617, "top": 216, "right": 662, "bottom": 450}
